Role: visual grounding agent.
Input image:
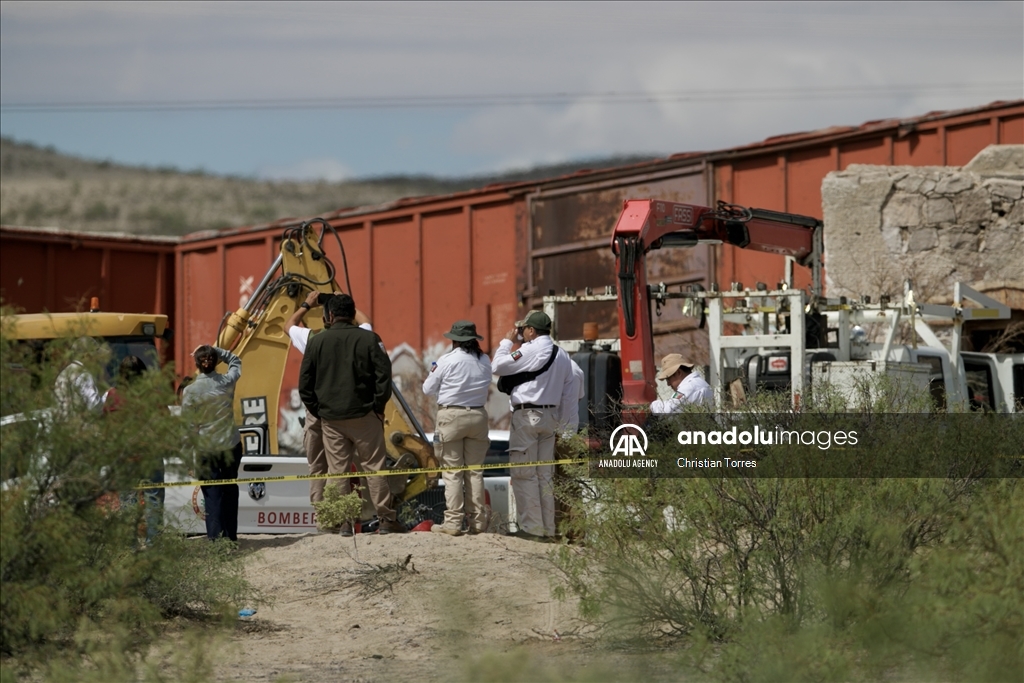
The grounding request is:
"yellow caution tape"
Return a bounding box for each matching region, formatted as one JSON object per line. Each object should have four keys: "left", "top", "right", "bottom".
{"left": 135, "top": 458, "right": 589, "bottom": 489}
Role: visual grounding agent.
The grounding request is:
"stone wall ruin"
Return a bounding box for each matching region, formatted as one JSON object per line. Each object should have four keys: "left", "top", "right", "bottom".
{"left": 821, "top": 145, "right": 1023, "bottom": 309}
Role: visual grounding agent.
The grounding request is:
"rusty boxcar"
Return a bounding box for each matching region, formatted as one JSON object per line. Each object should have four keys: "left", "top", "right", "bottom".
{"left": 0, "top": 226, "right": 177, "bottom": 361}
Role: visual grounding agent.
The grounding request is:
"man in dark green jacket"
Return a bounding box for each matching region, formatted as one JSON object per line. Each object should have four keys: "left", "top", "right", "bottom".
{"left": 299, "top": 294, "right": 405, "bottom": 534}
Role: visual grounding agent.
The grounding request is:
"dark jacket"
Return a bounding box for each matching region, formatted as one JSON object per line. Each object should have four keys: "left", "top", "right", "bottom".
{"left": 298, "top": 323, "right": 392, "bottom": 420}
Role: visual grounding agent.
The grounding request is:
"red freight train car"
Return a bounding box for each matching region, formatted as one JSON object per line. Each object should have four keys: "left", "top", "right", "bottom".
{"left": 0, "top": 226, "right": 176, "bottom": 316}
{"left": 0, "top": 226, "right": 177, "bottom": 361}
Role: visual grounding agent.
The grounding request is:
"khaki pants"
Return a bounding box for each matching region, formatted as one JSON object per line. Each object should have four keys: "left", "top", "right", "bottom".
{"left": 321, "top": 412, "right": 396, "bottom": 523}
{"left": 436, "top": 406, "right": 489, "bottom": 531}
{"left": 509, "top": 407, "right": 557, "bottom": 536}
{"left": 303, "top": 412, "right": 328, "bottom": 504}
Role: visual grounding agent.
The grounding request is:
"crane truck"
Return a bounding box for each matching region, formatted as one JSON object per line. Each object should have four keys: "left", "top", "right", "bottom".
{"left": 545, "top": 199, "right": 1022, "bottom": 423}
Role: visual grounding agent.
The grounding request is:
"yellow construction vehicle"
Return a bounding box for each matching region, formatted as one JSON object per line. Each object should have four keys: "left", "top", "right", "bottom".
{"left": 4, "top": 305, "right": 169, "bottom": 374}
{"left": 212, "top": 219, "right": 439, "bottom": 507}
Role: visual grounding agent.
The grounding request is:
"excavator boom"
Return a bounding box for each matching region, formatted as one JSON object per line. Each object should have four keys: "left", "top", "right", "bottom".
{"left": 215, "top": 220, "right": 438, "bottom": 501}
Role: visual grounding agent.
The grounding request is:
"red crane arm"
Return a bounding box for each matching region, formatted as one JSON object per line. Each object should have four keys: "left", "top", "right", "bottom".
{"left": 611, "top": 199, "right": 821, "bottom": 405}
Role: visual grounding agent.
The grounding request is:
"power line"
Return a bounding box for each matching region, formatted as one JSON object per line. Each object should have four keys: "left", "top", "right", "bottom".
{"left": 2, "top": 83, "right": 1019, "bottom": 113}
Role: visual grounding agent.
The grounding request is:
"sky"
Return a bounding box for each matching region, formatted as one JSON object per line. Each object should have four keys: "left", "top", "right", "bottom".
{"left": 1, "top": 1, "right": 1021, "bottom": 180}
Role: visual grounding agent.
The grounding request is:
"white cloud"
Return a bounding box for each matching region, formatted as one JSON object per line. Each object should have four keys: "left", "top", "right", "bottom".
{"left": 1, "top": 1, "right": 1020, "bottom": 177}
{"left": 447, "top": 24, "right": 1022, "bottom": 173}
{"left": 256, "top": 158, "right": 354, "bottom": 182}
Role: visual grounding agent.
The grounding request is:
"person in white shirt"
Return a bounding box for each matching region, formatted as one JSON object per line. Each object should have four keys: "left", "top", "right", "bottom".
{"left": 422, "top": 321, "right": 492, "bottom": 536}
{"left": 559, "top": 361, "right": 585, "bottom": 437}
{"left": 491, "top": 310, "right": 576, "bottom": 541}
{"left": 283, "top": 290, "right": 373, "bottom": 509}
{"left": 54, "top": 337, "right": 110, "bottom": 418}
{"left": 650, "top": 353, "right": 714, "bottom": 414}
{"left": 284, "top": 291, "right": 373, "bottom": 355}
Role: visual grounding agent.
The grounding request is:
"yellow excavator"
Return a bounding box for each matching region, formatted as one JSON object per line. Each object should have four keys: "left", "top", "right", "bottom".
{"left": 4, "top": 305, "right": 169, "bottom": 373}
{"left": 213, "top": 219, "right": 439, "bottom": 504}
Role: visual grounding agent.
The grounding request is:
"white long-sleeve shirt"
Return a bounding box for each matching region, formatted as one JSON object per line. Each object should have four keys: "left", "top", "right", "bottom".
{"left": 651, "top": 372, "right": 714, "bottom": 414}
{"left": 288, "top": 323, "right": 371, "bottom": 354}
{"left": 55, "top": 361, "right": 108, "bottom": 416}
{"left": 559, "top": 361, "right": 585, "bottom": 433}
{"left": 491, "top": 335, "right": 574, "bottom": 409}
{"left": 422, "top": 347, "right": 492, "bottom": 407}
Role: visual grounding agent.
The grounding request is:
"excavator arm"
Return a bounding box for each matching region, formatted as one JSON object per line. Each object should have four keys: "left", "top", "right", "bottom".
{"left": 612, "top": 199, "right": 822, "bottom": 405}
{"left": 216, "top": 220, "right": 438, "bottom": 501}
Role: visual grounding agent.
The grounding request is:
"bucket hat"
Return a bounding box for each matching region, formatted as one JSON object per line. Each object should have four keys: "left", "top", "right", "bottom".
{"left": 656, "top": 353, "right": 694, "bottom": 380}
{"left": 443, "top": 320, "right": 484, "bottom": 342}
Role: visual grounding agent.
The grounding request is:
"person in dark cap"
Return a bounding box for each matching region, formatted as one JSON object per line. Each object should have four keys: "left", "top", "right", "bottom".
{"left": 284, "top": 290, "right": 373, "bottom": 508}
{"left": 299, "top": 293, "right": 405, "bottom": 535}
{"left": 422, "top": 321, "right": 493, "bottom": 536}
{"left": 651, "top": 353, "right": 713, "bottom": 413}
{"left": 491, "top": 310, "right": 575, "bottom": 541}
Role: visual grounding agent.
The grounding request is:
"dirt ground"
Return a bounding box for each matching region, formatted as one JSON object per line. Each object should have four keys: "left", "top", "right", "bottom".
{"left": 216, "top": 531, "right": 665, "bottom": 683}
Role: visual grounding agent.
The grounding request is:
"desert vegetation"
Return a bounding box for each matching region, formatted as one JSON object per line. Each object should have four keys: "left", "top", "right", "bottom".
{"left": 549, "top": 396, "right": 1024, "bottom": 682}
{"left": 0, "top": 137, "right": 653, "bottom": 236}
{"left": 0, "top": 315, "right": 264, "bottom": 681}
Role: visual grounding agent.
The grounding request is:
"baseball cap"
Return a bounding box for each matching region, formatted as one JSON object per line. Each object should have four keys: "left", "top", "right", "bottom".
{"left": 514, "top": 310, "right": 551, "bottom": 331}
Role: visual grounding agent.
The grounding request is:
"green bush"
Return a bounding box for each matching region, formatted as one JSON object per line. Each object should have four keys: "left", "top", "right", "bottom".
{"left": 312, "top": 484, "right": 363, "bottom": 531}
{"left": 21, "top": 201, "right": 47, "bottom": 224}
{"left": 131, "top": 206, "right": 189, "bottom": 234}
{"left": 82, "top": 201, "right": 119, "bottom": 221}
{"left": 0, "top": 314, "right": 263, "bottom": 679}
{"left": 552, "top": 396, "right": 1023, "bottom": 681}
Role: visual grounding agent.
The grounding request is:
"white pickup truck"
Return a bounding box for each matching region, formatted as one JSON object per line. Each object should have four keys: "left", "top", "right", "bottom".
{"left": 164, "top": 430, "right": 514, "bottom": 535}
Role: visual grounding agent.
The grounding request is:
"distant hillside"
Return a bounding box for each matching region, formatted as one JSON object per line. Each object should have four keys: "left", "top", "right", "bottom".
{"left": 0, "top": 137, "right": 656, "bottom": 236}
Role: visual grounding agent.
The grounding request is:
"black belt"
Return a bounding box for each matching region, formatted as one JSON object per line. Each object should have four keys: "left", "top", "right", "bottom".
{"left": 438, "top": 404, "right": 484, "bottom": 410}
{"left": 512, "top": 403, "right": 556, "bottom": 411}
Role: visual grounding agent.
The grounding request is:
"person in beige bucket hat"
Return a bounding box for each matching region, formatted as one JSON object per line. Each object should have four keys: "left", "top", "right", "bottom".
{"left": 651, "top": 353, "right": 713, "bottom": 413}
{"left": 422, "top": 321, "right": 493, "bottom": 536}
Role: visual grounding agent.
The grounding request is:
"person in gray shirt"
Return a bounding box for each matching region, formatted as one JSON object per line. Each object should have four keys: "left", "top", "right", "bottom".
{"left": 182, "top": 345, "right": 242, "bottom": 541}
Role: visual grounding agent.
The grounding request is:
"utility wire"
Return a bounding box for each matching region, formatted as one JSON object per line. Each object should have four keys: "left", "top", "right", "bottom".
{"left": 2, "top": 83, "right": 1019, "bottom": 113}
